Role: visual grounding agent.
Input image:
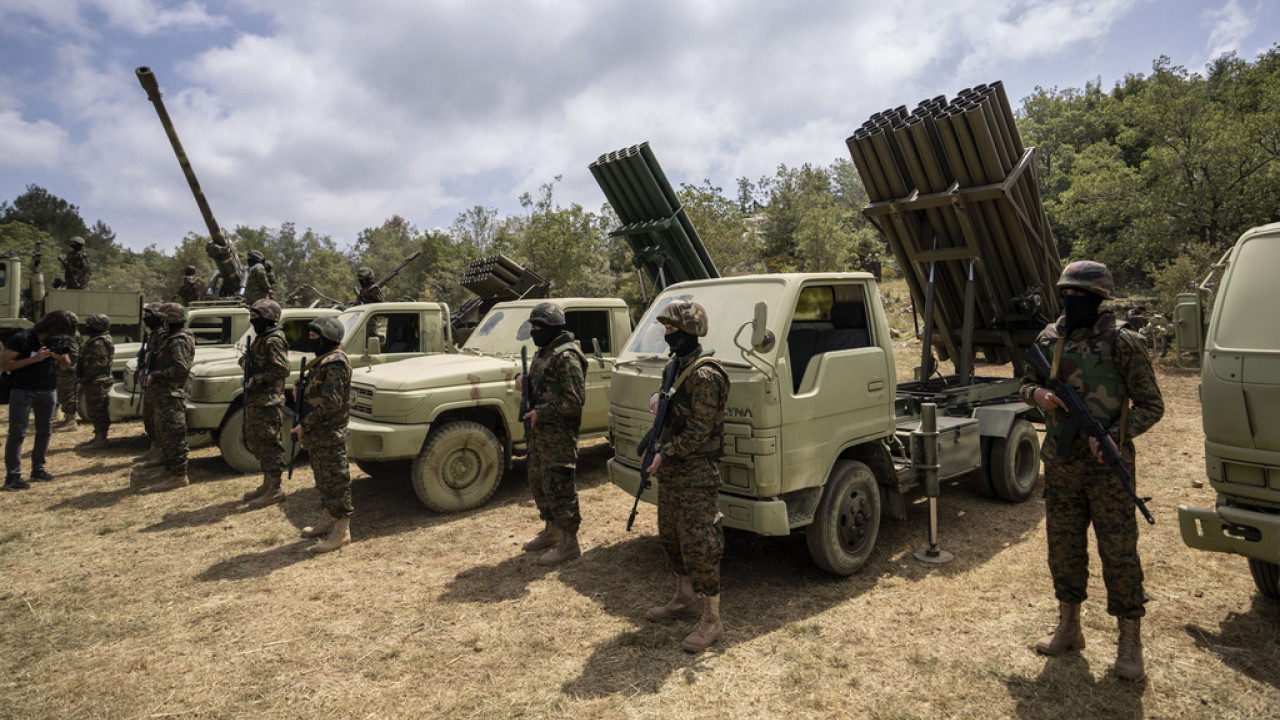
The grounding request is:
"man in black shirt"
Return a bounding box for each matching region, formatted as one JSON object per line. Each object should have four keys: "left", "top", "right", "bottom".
{"left": 2, "top": 311, "right": 76, "bottom": 490}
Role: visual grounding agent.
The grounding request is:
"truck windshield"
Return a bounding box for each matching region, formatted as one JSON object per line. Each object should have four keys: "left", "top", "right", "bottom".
{"left": 620, "top": 280, "right": 789, "bottom": 363}
{"left": 1214, "top": 236, "right": 1280, "bottom": 352}
{"left": 464, "top": 309, "right": 535, "bottom": 356}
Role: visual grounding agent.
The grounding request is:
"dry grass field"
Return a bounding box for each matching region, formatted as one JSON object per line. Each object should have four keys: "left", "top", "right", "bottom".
{"left": 2, "top": 295, "right": 1278, "bottom": 719}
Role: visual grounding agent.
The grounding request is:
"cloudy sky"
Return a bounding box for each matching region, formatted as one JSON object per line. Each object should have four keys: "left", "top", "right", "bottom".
{"left": 0, "top": 0, "right": 1274, "bottom": 253}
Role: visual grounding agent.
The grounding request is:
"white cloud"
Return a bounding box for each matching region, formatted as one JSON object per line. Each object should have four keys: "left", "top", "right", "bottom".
{"left": 0, "top": 111, "right": 69, "bottom": 169}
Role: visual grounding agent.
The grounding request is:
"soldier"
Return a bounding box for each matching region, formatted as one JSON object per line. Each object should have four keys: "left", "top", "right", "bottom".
{"left": 75, "top": 313, "right": 115, "bottom": 449}
{"left": 355, "top": 267, "right": 384, "bottom": 305}
{"left": 293, "top": 316, "right": 354, "bottom": 553}
{"left": 136, "top": 303, "right": 196, "bottom": 492}
{"left": 243, "top": 250, "right": 273, "bottom": 305}
{"left": 132, "top": 303, "right": 168, "bottom": 469}
{"left": 643, "top": 301, "right": 730, "bottom": 653}
{"left": 241, "top": 299, "right": 291, "bottom": 509}
{"left": 173, "top": 265, "right": 203, "bottom": 305}
{"left": 517, "top": 302, "right": 588, "bottom": 566}
{"left": 52, "top": 317, "right": 80, "bottom": 432}
{"left": 1021, "top": 260, "right": 1164, "bottom": 681}
{"left": 61, "top": 236, "right": 91, "bottom": 289}
{"left": 264, "top": 259, "right": 283, "bottom": 298}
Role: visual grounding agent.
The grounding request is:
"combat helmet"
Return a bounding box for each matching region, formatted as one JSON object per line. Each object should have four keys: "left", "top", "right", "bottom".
{"left": 309, "top": 316, "right": 344, "bottom": 343}
{"left": 528, "top": 302, "right": 566, "bottom": 327}
{"left": 69, "top": 236, "right": 85, "bottom": 247}
{"left": 247, "top": 250, "right": 265, "bottom": 264}
{"left": 183, "top": 265, "right": 196, "bottom": 276}
{"left": 158, "top": 302, "right": 186, "bottom": 323}
{"left": 1057, "top": 260, "right": 1114, "bottom": 300}
{"left": 357, "top": 267, "right": 375, "bottom": 282}
{"left": 657, "top": 300, "right": 708, "bottom": 337}
{"left": 85, "top": 313, "right": 111, "bottom": 333}
{"left": 250, "top": 299, "right": 282, "bottom": 323}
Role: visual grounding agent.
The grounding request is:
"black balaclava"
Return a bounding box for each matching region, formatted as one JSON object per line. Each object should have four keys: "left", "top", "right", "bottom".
{"left": 665, "top": 329, "right": 699, "bottom": 357}
{"left": 1063, "top": 292, "right": 1104, "bottom": 332}
{"left": 309, "top": 336, "right": 337, "bottom": 355}
{"left": 144, "top": 313, "right": 163, "bottom": 330}
{"left": 250, "top": 316, "right": 273, "bottom": 335}
{"left": 530, "top": 324, "right": 559, "bottom": 348}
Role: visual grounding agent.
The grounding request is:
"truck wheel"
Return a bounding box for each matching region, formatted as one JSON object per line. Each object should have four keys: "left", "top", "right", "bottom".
{"left": 218, "top": 406, "right": 301, "bottom": 474}
{"left": 354, "top": 459, "right": 412, "bottom": 479}
{"left": 987, "top": 419, "right": 1040, "bottom": 503}
{"left": 412, "top": 421, "right": 503, "bottom": 513}
{"left": 969, "top": 437, "right": 998, "bottom": 497}
{"left": 806, "top": 460, "right": 881, "bottom": 576}
{"left": 1248, "top": 558, "right": 1280, "bottom": 600}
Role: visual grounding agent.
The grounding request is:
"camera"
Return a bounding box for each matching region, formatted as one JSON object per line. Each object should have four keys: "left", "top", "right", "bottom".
{"left": 42, "top": 336, "right": 71, "bottom": 355}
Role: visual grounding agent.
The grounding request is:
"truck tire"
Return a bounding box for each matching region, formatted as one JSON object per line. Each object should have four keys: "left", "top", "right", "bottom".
{"left": 354, "top": 459, "right": 412, "bottom": 479}
{"left": 412, "top": 421, "right": 503, "bottom": 513}
{"left": 969, "top": 437, "right": 998, "bottom": 498}
{"left": 987, "top": 419, "right": 1041, "bottom": 503}
{"left": 218, "top": 405, "right": 301, "bottom": 474}
{"left": 1248, "top": 558, "right": 1280, "bottom": 600}
{"left": 806, "top": 460, "right": 881, "bottom": 576}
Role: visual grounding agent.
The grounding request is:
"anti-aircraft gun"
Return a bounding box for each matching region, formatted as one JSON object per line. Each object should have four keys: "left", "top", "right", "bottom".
{"left": 136, "top": 66, "right": 245, "bottom": 298}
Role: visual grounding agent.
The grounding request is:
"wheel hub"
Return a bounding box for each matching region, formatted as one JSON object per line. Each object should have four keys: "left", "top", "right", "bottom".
{"left": 836, "top": 490, "right": 870, "bottom": 550}
{"left": 443, "top": 448, "right": 481, "bottom": 490}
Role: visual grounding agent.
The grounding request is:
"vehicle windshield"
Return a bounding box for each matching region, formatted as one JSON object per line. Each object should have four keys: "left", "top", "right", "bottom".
{"left": 1213, "top": 236, "right": 1280, "bottom": 351}
{"left": 463, "top": 308, "right": 536, "bottom": 357}
{"left": 619, "top": 279, "right": 790, "bottom": 364}
{"left": 236, "top": 316, "right": 318, "bottom": 353}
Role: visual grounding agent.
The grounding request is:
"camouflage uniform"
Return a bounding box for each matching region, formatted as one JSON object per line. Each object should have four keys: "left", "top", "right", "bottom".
{"left": 147, "top": 326, "right": 196, "bottom": 476}
{"left": 64, "top": 245, "right": 90, "bottom": 289}
{"left": 78, "top": 328, "right": 114, "bottom": 435}
{"left": 244, "top": 262, "right": 273, "bottom": 305}
{"left": 527, "top": 330, "right": 588, "bottom": 534}
{"left": 55, "top": 329, "right": 80, "bottom": 418}
{"left": 1021, "top": 296, "right": 1164, "bottom": 619}
{"left": 139, "top": 321, "right": 167, "bottom": 443}
{"left": 301, "top": 350, "right": 353, "bottom": 519}
{"left": 175, "top": 275, "right": 202, "bottom": 305}
{"left": 357, "top": 284, "right": 384, "bottom": 305}
{"left": 243, "top": 326, "right": 290, "bottom": 476}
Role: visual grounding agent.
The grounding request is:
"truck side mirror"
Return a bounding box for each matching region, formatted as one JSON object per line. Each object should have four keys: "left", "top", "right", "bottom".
{"left": 365, "top": 335, "right": 381, "bottom": 357}
{"left": 751, "top": 301, "right": 775, "bottom": 352}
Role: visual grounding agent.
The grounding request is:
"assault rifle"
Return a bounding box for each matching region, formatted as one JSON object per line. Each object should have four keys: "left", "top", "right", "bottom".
{"left": 353, "top": 251, "right": 421, "bottom": 305}
{"left": 520, "top": 345, "right": 533, "bottom": 439}
{"left": 1024, "top": 343, "right": 1155, "bottom": 525}
{"left": 131, "top": 331, "right": 151, "bottom": 411}
{"left": 628, "top": 357, "right": 680, "bottom": 531}
{"left": 287, "top": 357, "right": 310, "bottom": 481}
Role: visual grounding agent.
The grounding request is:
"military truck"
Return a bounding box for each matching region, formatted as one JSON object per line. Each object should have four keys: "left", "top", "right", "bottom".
{"left": 186, "top": 301, "right": 452, "bottom": 472}
{"left": 345, "top": 297, "right": 631, "bottom": 512}
{"left": 1, "top": 250, "right": 144, "bottom": 345}
{"left": 1177, "top": 222, "right": 1280, "bottom": 599}
{"left": 606, "top": 83, "right": 1063, "bottom": 575}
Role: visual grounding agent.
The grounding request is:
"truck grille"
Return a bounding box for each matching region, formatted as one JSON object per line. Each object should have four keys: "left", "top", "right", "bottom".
{"left": 351, "top": 384, "right": 374, "bottom": 416}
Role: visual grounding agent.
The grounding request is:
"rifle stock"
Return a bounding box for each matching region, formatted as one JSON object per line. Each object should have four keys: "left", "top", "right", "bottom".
{"left": 288, "top": 356, "right": 309, "bottom": 480}
{"left": 628, "top": 357, "right": 679, "bottom": 531}
{"left": 1024, "top": 344, "right": 1155, "bottom": 525}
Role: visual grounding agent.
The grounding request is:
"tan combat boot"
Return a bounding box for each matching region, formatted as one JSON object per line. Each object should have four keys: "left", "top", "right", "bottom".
{"left": 645, "top": 574, "right": 701, "bottom": 621}
{"left": 1035, "top": 601, "right": 1085, "bottom": 655}
{"left": 537, "top": 533, "right": 581, "bottom": 566}
{"left": 245, "top": 474, "right": 285, "bottom": 509}
{"left": 54, "top": 412, "right": 78, "bottom": 432}
{"left": 522, "top": 522, "right": 562, "bottom": 552}
{"left": 1115, "top": 617, "right": 1145, "bottom": 681}
{"left": 130, "top": 463, "right": 167, "bottom": 486}
{"left": 146, "top": 472, "right": 190, "bottom": 492}
{"left": 301, "top": 511, "right": 336, "bottom": 538}
{"left": 309, "top": 516, "right": 351, "bottom": 553}
{"left": 680, "top": 594, "right": 723, "bottom": 653}
{"left": 77, "top": 431, "right": 109, "bottom": 449}
{"left": 132, "top": 444, "right": 161, "bottom": 463}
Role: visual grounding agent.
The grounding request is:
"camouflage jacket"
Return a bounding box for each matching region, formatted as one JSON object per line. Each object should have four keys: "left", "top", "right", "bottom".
{"left": 244, "top": 264, "right": 273, "bottom": 305}
{"left": 243, "top": 328, "right": 290, "bottom": 406}
{"left": 78, "top": 333, "right": 114, "bottom": 385}
{"left": 530, "top": 331, "right": 587, "bottom": 423}
{"left": 658, "top": 348, "right": 729, "bottom": 460}
{"left": 174, "top": 276, "right": 202, "bottom": 304}
{"left": 147, "top": 329, "right": 196, "bottom": 397}
{"left": 357, "top": 284, "right": 384, "bottom": 305}
{"left": 300, "top": 349, "right": 351, "bottom": 444}
{"left": 64, "top": 248, "right": 90, "bottom": 289}
{"left": 1020, "top": 310, "right": 1164, "bottom": 463}
{"left": 57, "top": 330, "right": 81, "bottom": 377}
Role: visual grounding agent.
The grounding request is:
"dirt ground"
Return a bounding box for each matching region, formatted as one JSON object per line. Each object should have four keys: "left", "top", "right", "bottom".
{"left": 1, "top": 359, "right": 1278, "bottom": 719}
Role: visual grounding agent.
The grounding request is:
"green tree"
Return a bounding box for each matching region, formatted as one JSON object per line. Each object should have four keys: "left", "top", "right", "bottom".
{"left": 494, "top": 177, "right": 612, "bottom": 297}
{"left": 677, "top": 180, "right": 759, "bottom": 276}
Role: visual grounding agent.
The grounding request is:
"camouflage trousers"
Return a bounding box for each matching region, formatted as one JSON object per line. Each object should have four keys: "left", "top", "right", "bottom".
{"left": 657, "top": 456, "right": 723, "bottom": 596}
{"left": 1043, "top": 456, "right": 1146, "bottom": 618}
{"left": 150, "top": 392, "right": 188, "bottom": 475}
{"left": 83, "top": 379, "right": 112, "bottom": 434}
{"left": 142, "top": 387, "right": 158, "bottom": 441}
{"left": 245, "top": 402, "right": 285, "bottom": 476}
{"left": 56, "top": 369, "right": 77, "bottom": 416}
{"left": 309, "top": 439, "right": 352, "bottom": 519}
{"left": 527, "top": 422, "right": 581, "bottom": 534}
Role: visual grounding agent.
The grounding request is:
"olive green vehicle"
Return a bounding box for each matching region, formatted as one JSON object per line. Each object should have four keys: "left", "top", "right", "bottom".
{"left": 1177, "top": 221, "right": 1280, "bottom": 599}
{"left": 345, "top": 297, "right": 631, "bottom": 513}
{"left": 1, "top": 250, "right": 144, "bottom": 347}
{"left": 185, "top": 301, "right": 453, "bottom": 473}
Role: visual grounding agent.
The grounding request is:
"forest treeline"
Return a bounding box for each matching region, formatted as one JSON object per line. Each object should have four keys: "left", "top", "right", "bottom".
{"left": 2, "top": 48, "right": 1277, "bottom": 316}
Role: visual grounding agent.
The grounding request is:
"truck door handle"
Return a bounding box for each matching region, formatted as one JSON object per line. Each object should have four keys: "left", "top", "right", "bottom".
{"left": 868, "top": 380, "right": 885, "bottom": 392}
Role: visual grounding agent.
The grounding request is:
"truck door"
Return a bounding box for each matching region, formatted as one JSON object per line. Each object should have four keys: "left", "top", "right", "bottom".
{"left": 778, "top": 282, "right": 894, "bottom": 491}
